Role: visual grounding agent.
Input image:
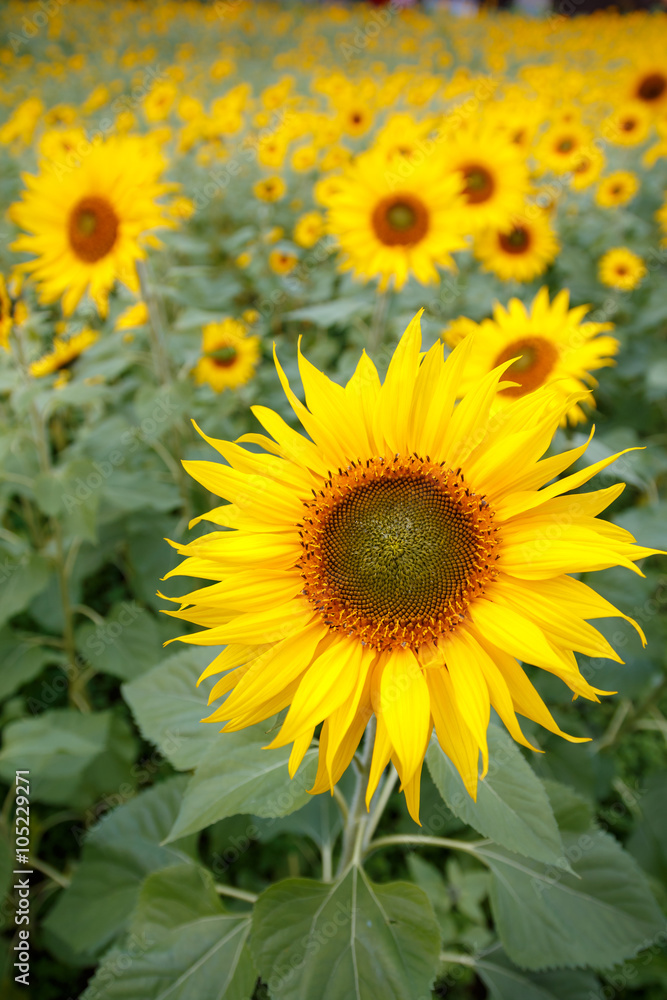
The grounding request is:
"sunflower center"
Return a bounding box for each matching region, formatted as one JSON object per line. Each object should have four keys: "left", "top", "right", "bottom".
{"left": 299, "top": 456, "right": 498, "bottom": 651}
{"left": 462, "top": 165, "right": 495, "bottom": 204}
{"left": 371, "top": 194, "right": 429, "bottom": 246}
{"left": 621, "top": 117, "right": 636, "bottom": 132}
{"left": 637, "top": 73, "right": 666, "bottom": 102}
{"left": 556, "top": 138, "right": 574, "bottom": 153}
{"left": 495, "top": 336, "right": 559, "bottom": 398}
{"left": 499, "top": 226, "right": 531, "bottom": 254}
{"left": 68, "top": 196, "right": 119, "bottom": 263}
{"left": 209, "top": 345, "right": 238, "bottom": 368}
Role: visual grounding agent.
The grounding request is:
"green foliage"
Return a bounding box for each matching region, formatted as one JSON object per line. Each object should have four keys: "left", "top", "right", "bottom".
{"left": 250, "top": 868, "right": 441, "bottom": 1000}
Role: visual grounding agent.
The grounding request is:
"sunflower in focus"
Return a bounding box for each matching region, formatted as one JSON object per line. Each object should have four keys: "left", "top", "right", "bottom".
{"left": 449, "top": 288, "right": 618, "bottom": 426}
{"left": 598, "top": 248, "right": 647, "bottom": 291}
{"left": 473, "top": 209, "right": 559, "bottom": 282}
{"left": 441, "top": 126, "right": 530, "bottom": 233}
{"left": 326, "top": 148, "right": 466, "bottom": 291}
{"left": 595, "top": 171, "right": 639, "bottom": 208}
{"left": 165, "top": 311, "right": 656, "bottom": 822}
{"left": 193, "top": 318, "right": 260, "bottom": 392}
{"left": 10, "top": 135, "right": 174, "bottom": 316}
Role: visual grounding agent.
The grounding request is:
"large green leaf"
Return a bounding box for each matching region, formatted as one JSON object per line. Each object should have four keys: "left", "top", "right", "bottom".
{"left": 0, "top": 551, "right": 50, "bottom": 629}
{"left": 122, "top": 647, "right": 218, "bottom": 770}
{"left": 250, "top": 867, "right": 441, "bottom": 1000}
{"left": 130, "top": 864, "right": 224, "bottom": 935}
{"left": 81, "top": 915, "right": 255, "bottom": 1000}
{"left": 627, "top": 773, "right": 667, "bottom": 886}
{"left": 0, "top": 629, "right": 65, "bottom": 701}
{"left": 165, "top": 725, "right": 318, "bottom": 842}
{"left": 472, "top": 948, "right": 600, "bottom": 1000}
{"left": 286, "top": 296, "right": 371, "bottom": 327}
{"left": 42, "top": 777, "right": 194, "bottom": 964}
{"left": 476, "top": 830, "right": 665, "bottom": 970}
{"left": 75, "top": 602, "right": 163, "bottom": 681}
{"left": 0, "top": 709, "right": 137, "bottom": 807}
{"left": 426, "top": 725, "right": 565, "bottom": 867}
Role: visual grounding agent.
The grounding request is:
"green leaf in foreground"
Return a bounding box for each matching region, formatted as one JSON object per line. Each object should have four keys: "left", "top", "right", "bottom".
{"left": 250, "top": 867, "right": 440, "bottom": 1000}
{"left": 42, "top": 777, "right": 193, "bottom": 963}
{"left": 166, "top": 724, "right": 318, "bottom": 842}
{"left": 477, "top": 830, "right": 666, "bottom": 970}
{"left": 473, "top": 947, "right": 600, "bottom": 1000}
{"left": 426, "top": 725, "right": 565, "bottom": 867}
{"left": 122, "top": 647, "right": 219, "bottom": 771}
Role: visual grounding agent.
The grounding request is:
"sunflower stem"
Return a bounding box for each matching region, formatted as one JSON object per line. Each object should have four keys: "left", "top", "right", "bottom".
{"left": 363, "top": 764, "right": 399, "bottom": 850}
{"left": 214, "top": 884, "right": 258, "bottom": 904}
{"left": 137, "top": 258, "right": 172, "bottom": 386}
{"left": 363, "top": 834, "right": 491, "bottom": 858}
{"left": 336, "top": 716, "right": 376, "bottom": 877}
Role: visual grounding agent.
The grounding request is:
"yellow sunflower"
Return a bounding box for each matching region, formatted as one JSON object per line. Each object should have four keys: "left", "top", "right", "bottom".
{"left": 535, "top": 121, "right": 594, "bottom": 175}
{"left": 441, "top": 126, "right": 530, "bottom": 233}
{"left": 326, "top": 148, "right": 466, "bottom": 291}
{"left": 164, "top": 311, "right": 657, "bottom": 823}
{"left": 473, "top": 208, "right": 560, "bottom": 283}
{"left": 602, "top": 102, "right": 652, "bottom": 147}
{"left": 628, "top": 65, "right": 667, "bottom": 112}
{"left": 595, "top": 171, "right": 639, "bottom": 208}
{"left": 10, "top": 135, "right": 174, "bottom": 317}
{"left": 268, "top": 250, "right": 298, "bottom": 276}
{"left": 253, "top": 176, "right": 286, "bottom": 203}
{"left": 449, "top": 288, "right": 618, "bottom": 426}
{"left": 598, "top": 248, "right": 647, "bottom": 291}
{"left": 193, "top": 318, "right": 261, "bottom": 393}
{"left": 293, "top": 211, "right": 324, "bottom": 249}
{"left": 0, "top": 275, "right": 12, "bottom": 350}
{"left": 29, "top": 328, "right": 99, "bottom": 380}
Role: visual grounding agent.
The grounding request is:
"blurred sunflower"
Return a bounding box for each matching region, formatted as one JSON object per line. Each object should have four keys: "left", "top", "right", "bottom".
{"left": 293, "top": 211, "right": 324, "bottom": 248}
{"left": 0, "top": 275, "right": 12, "bottom": 349}
{"left": 449, "top": 288, "right": 618, "bottom": 426}
{"left": 193, "top": 318, "right": 260, "bottom": 392}
{"left": 269, "top": 249, "right": 298, "bottom": 275}
{"left": 535, "top": 121, "right": 594, "bottom": 174}
{"left": 598, "top": 248, "right": 647, "bottom": 291}
{"left": 29, "top": 327, "right": 98, "bottom": 383}
{"left": 165, "top": 312, "right": 656, "bottom": 822}
{"left": 253, "top": 176, "right": 286, "bottom": 202}
{"left": 441, "top": 126, "right": 530, "bottom": 233}
{"left": 326, "top": 148, "right": 466, "bottom": 291}
{"left": 595, "top": 171, "right": 639, "bottom": 208}
{"left": 603, "top": 102, "right": 652, "bottom": 147}
{"left": 10, "top": 135, "right": 174, "bottom": 316}
{"left": 473, "top": 209, "right": 559, "bottom": 282}
{"left": 628, "top": 65, "right": 667, "bottom": 111}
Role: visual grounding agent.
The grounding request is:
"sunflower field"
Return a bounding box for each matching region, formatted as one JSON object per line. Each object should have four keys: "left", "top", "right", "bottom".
{"left": 1, "top": 1, "right": 667, "bottom": 998}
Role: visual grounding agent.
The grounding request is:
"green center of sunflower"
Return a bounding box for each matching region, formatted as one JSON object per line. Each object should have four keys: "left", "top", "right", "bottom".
{"left": 299, "top": 457, "right": 498, "bottom": 650}
{"left": 68, "top": 196, "right": 119, "bottom": 263}
{"left": 557, "top": 138, "right": 574, "bottom": 153}
{"left": 462, "top": 165, "right": 495, "bottom": 205}
{"left": 499, "top": 226, "right": 530, "bottom": 254}
{"left": 372, "top": 194, "right": 429, "bottom": 246}
{"left": 209, "top": 345, "right": 238, "bottom": 368}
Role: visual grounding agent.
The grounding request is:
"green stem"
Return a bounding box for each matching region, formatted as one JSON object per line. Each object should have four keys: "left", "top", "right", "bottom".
{"left": 364, "top": 834, "right": 490, "bottom": 859}
{"left": 439, "top": 951, "right": 476, "bottom": 968}
{"left": 368, "top": 289, "right": 390, "bottom": 356}
{"left": 137, "top": 259, "right": 172, "bottom": 386}
{"left": 214, "top": 884, "right": 258, "bottom": 904}
{"left": 30, "top": 856, "right": 70, "bottom": 889}
{"left": 336, "top": 717, "right": 376, "bottom": 877}
{"left": 363, "top": 764, "right": 399, "bottom": 850}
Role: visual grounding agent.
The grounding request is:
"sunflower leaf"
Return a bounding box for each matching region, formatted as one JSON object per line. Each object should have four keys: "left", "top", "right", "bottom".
{"left": 426, "top": 724, "right": 566, "bottom": 867}
{"left": 250, "top": 867, "right": 441, "bottom": 1000}
{"left": 471, "top": 946, "right": 601, "bottom": 1000}
{"left": 164, "top": 727, "right": 319, "bottom": 842}
{"left": 475, "top": 831, "right": 666, "bottom": 970}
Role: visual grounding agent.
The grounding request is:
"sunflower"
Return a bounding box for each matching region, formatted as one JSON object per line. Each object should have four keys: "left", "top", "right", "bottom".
{"left": 9, "top": 135, "right": 174, "bottom": 317}
{"left": 326, "top": 148, "right": 466, "bottom": 291}
{"left": 473, "top": 208, "right": 559, "bottom": 283}
{"left": 449, "top": 288, "right": 618, "bottom": 426}
{"left": 598, "top": 248, "right": 647, "bottom": 291}
{"left": 29, "top": 327, "right": 98, "bottom": 380}
{"left": 253, "top": 176, "right": 286, "bottom": 202}
{"left": 628, "top": 65, "right": 667, "bottom": 111}
{"left": 441, "top": 126, "right": 530, "bottom": 234}
{"left": 269, "top": 250, "right": 298, "bottom": 276}
{"left": 193, "top": 318, "right": 261, "bottom": 392}
{"left": 164, "top": 311, "right": 657, "bottom": 823}
{"left": 0, "top": 275, "right": 13, "bottom": 350}
{"left": 595, "top": 171, "right": 639, "bottom": 208}
{"left": 602, "top": 102, "right": 652, "bottom": 147}
{"left": 293, "top": 211, "right": 324, "bottom": 249}
{"left": 535, "top": 121, "right": 594, "bottom": 174}
{"left": 569, "top": 144, "right": 605, "bottom": 191}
